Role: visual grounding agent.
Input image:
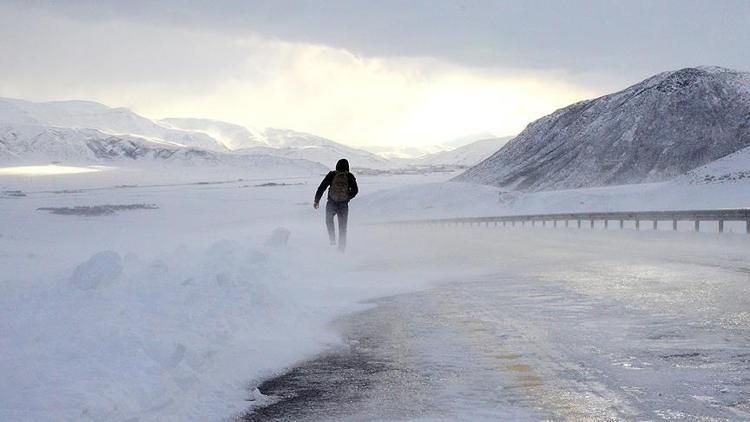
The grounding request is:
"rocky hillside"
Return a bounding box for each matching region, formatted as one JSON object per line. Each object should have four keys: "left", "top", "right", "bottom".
{"left": 456, "top": 67, "right": 750, "bottom": 191}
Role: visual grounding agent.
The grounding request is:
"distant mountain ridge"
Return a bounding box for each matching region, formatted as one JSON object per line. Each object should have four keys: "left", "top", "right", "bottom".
{"left": 162, "top": 118, "right": 391, "bottom": 169}
{"left": 0, "top": 98, "right": 223, "bottom": 152}
{"left": 456, "top": 66, "right": 750, "bottom": 191}
{"left": 416, "top": 136, "right": 514, "bottom": 166}
{"left": 0, "top": 124, "right": 326, "bottom": 173}
{"left": 0, "top": 97, "right": 387, "bottom": 170}
{"left": 159, "top": 117, "right": 266, "bottom": 149}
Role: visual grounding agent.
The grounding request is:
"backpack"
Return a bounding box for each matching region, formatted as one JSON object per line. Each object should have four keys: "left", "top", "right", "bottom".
{"left": 329, "top": 171, "right": 350, "bottom": 202}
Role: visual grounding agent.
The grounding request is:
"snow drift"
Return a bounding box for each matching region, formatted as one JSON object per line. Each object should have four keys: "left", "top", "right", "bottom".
{"left": 0, "top": 228, "right": 435, "bottom": 421}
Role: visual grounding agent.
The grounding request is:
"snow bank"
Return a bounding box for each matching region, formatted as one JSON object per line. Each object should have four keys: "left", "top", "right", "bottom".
{"left": 68, "top": 250, "right": 123, "bottom": 290}
{"left": 356, "top": 181, "right": 504, "bottom": 221}
{"left": 0, "top": 228, "right": 425, "bottom": 421}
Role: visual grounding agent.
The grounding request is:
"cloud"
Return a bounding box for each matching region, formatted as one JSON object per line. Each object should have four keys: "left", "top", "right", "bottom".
{"left": 0, "top": 3, "right": 596, "bottom": 146}
{"left": 131, "top": 39, "right": 594, "bottom": 147}
{"left": 14, "top": 0, "right": 750, "bottom": 76}
{"left": 2, "top": 1, "right": 747, "bottom": 147}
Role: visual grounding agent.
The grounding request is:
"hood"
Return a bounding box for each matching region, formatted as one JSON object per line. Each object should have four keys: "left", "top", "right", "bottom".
{"left": 335, "top": 158, "right": 350, "bottom": 172}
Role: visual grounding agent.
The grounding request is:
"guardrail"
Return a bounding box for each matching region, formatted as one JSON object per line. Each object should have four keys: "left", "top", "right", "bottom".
{"left": 387, "top": 208, "right": 750, "bottom": 234}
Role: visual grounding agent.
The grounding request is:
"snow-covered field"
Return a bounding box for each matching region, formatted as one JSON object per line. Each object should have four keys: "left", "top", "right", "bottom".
{"left": 358, "top": 176, "right": 750, "bottom": 224}
{"left": 0, "top": 166, "right": 464, "bottom": 421}
{"left": 1, "top": 165, "right": 748, "bottom": 421}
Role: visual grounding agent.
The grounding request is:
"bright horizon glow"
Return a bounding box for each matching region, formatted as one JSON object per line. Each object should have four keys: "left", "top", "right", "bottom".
{"left": 0, "top": 165, "right": 110, "bottom": 176}
{"left": 132, "top": 42, "right": 596, "bottom": 148}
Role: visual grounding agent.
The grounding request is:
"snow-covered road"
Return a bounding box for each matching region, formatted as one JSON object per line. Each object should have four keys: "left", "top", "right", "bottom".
{"left": 247, "top": 276, "right": 749, "bottom": 420}
{"left": 246, "top": 229, "right": 750, "bottom": 421}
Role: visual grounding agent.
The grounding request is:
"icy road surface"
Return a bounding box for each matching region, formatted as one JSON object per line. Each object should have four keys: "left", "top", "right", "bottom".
{"left": 246, "top": 228, "right": 750, "bottom": 421}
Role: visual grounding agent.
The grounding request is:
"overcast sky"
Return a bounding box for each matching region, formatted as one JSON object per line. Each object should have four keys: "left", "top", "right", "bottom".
{"left": 1, "top": 0, "right": 748, "bottom": 147}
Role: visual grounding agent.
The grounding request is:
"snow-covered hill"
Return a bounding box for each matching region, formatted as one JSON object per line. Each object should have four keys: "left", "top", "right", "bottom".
{"left": 456, "top": 67, "right": 750, "bottom": 191}
{"left": 258, "top": 128, "right": 392, "bottom": 169}
{"left": 416, "top": 136, "right": 514, "bottom": 166}
{"left": 160, "top": 119, "right": 391, "bottom": 169}
{"left": 363, "top": 145, "right": 446, "bottom": 160}
{"left": 685, "top": 144, "right": 750, "bottom": 184}
{"left": 0, "top": 98, "right": 224, "bottom": 152}
{"left": 0, "top": 97, "right": 387, "bottom": 171}
{"left": 0, "top": 124, "right": 327, "bottom": 174}
{"left": 363, "top": 133, "right": 507, "bottom": 162}
{"left": 159, "top": 118, "right": 266, "bottom": 150}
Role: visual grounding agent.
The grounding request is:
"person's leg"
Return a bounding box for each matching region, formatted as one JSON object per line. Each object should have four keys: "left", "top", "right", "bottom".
{"left": 325, "top": 201, "right": 336, "bottom": 245}
{"left": 337, "top": 203, "right": 349, "bottom": 251}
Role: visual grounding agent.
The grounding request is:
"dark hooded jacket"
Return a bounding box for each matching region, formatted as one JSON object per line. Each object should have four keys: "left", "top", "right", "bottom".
{"left": 314, "top": 159, "right": 359, "bottom": 204}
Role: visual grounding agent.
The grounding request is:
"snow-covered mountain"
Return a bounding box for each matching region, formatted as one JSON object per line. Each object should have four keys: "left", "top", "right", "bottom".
{"left": 0, "top": 124, "right": 326, "bottom": 173}
{"left": 250, "top": 128, "right": 392, "bottom": 169}
{"left": 160, "top": 117, "right": 391, "bottom": 169}
{"left": 363, "top": 133, "right": 506, "bottom": 161}
{"left": 0, "top": 97, "right": 388, "bottom": 171}
{"left": 442, "top": 131, "right": 501, "bottom": 149}
{"left": 363, "top": 145, "right": 448, "bottom": 160}
{"left": 416, "top": 136, "right": 514, "bottom": 166}
{"left": 456, "top": 67, "right": 750, "bottom": 191}
{"left": 0, "top": 98, "right": 224, "bottom": 152}
{"left": 159, "top": 117, "right": 266, "bottom": 149}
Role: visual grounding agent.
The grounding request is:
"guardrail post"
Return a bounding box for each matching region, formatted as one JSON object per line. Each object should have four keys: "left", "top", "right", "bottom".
{"left": 619, "top": 219, "right": 624, "bottom": 229}
{"left": 553, "top": 220, "right": 557, "bottom": 228}
{"left": 718, "top": 220, "right": 724, "bottom": 233}
{"left": 694, "top": 220, "right": 700, "bottom": 232}
{"left": 604, "top": 220, "right": 609, "bottom": 229}
{"left": 577, "top": 219, "right": 581, "bottom": 229}
{"left": 590, "top": 220, "right": 594, "bottom": 229}
{"left": 653, "top": 220, "right": 658, "bottom": 231}
{"left": 565, "top": 220, "right": 569, "bottom": 228}
{"left": 672, "top": 218, "right": 677, "bottom": 231}
{"left": 747, "top": 218, "right": 749, "bottom": 234}
{"left": 636, "top": 219, "right": 640, "bottom": 231}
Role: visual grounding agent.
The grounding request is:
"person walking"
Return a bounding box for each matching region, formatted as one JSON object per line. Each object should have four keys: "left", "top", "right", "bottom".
{"left": 314, "top": 159, "right": 358, "bottom": 252}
